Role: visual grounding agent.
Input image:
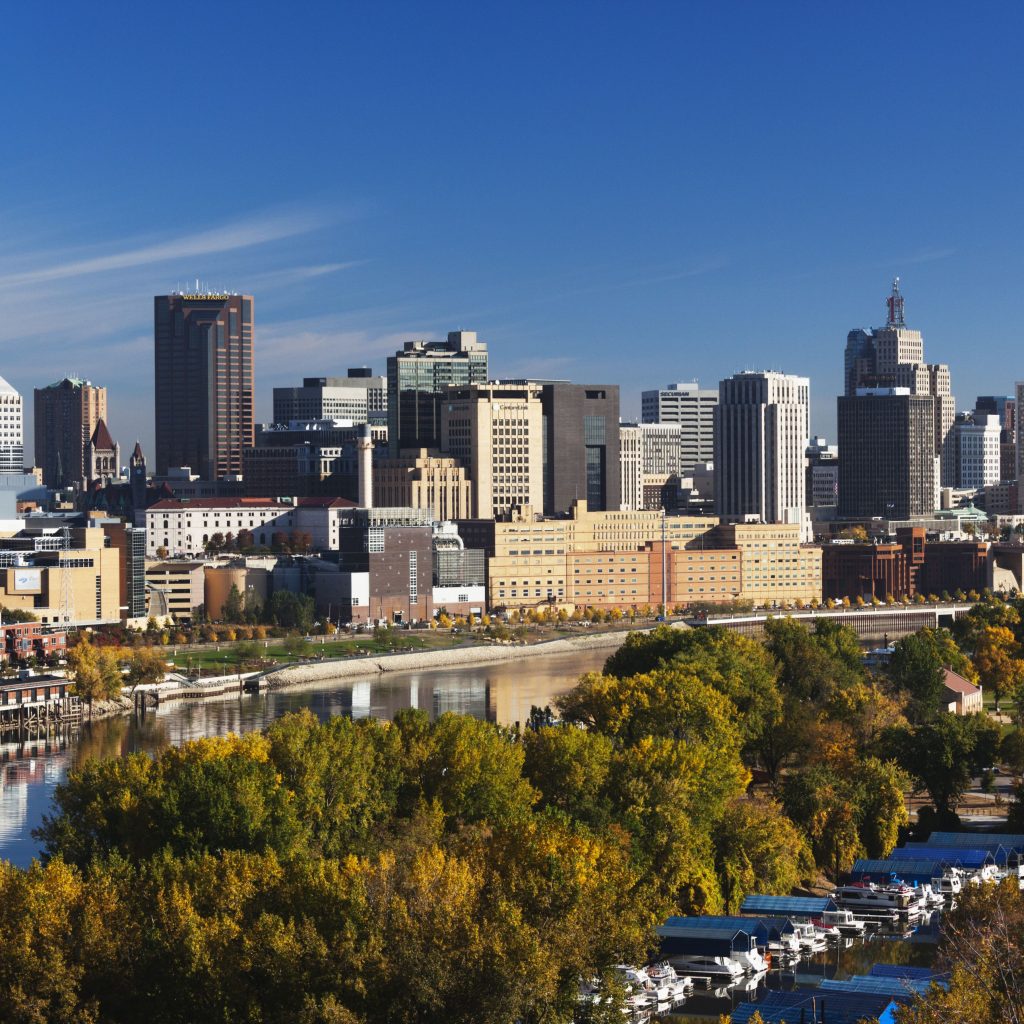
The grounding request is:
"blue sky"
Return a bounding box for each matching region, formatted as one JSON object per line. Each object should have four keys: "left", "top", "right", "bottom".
{"left": 2, "top": 2, "right": 1023, "bottom": 456}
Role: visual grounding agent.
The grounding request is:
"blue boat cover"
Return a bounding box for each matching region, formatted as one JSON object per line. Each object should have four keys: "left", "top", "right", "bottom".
{"left": 870, "top": 964, "right": 950, "bottom": 982}
{"left": 889, "top": 846, "right": 993, "bottom": 868}
{"left": 730, "top": 991, "right": 896, "bottom": 1024}
{"left": 850, "top": 858, "right": 948, "bottom": 882}
{"left": 927, "top": 831, "right": 1024, "bottom": 854}
{"left": 662, "top": 915, "right": 795, "bottom": 938}
{"left": 820, "top": 976, "right": 935, "bottom": 996}
{"left": 739, "top": 894, "right": 836, "bottom": 915}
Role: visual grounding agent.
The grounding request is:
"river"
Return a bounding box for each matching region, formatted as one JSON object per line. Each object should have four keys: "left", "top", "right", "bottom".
{"left": 0, "top": 648, "right": 608, "bottom": 867}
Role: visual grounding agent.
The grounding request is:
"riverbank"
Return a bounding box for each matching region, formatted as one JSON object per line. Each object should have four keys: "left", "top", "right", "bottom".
{"left": 260, "top": 628, "right": 642, "bottom": 690}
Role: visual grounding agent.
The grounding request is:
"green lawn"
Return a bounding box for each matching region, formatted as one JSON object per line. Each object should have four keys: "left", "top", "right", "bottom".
{"left": 166, "top": 632, "right": 470, "bottom": 673}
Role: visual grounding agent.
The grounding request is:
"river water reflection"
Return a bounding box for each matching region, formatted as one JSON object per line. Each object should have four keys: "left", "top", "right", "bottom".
{"left": 0, "top": 648, "right": 608, "bottom": 868}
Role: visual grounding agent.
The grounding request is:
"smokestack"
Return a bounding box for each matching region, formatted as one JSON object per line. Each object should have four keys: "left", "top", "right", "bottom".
{"left": 358, "top": 424, "right": 374, "bottom": 509}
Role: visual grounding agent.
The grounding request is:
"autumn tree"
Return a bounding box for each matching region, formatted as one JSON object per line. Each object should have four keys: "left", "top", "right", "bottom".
{"left": 972, "top": 623, "right": 1024, "bottom": 712}
{"left": 713, "top": 797, "right": 813, "bottom": 912}
{"left": 124, "top": 647, "right": 167, "bottom": 694}
{"left": 67, "top": 637, "right": 123, "bottom": 704}
{"left": 896, "top": 879, "right": 1024, "bottom": 1024}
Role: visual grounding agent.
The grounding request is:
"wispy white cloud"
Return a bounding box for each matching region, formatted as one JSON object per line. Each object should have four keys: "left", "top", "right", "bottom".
{"left": 0, "top": 208, "right": 335, "bottom": 288}
{"left": 874, "top": 246, "right": 957, "bottom": 270}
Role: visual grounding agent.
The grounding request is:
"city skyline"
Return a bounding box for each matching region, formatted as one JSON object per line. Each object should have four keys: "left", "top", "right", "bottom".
{"left": 2, "top": 5, "right": 1024, "bottom": 454}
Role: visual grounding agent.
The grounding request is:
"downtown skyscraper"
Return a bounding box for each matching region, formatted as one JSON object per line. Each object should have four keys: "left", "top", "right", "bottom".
{"left": 843, "top": 279, "right": 955, "bottom": 487}
{"left": 34, "top": 376, "right": 107, "bottom": 487}
{"left": 714, "top": 371, "right": 810, "bottom": 540}
{"left": 154, "top": 292, "right": 254, "bottom": 480}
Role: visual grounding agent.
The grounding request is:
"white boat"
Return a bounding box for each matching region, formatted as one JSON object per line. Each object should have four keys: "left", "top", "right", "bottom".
{"left": 832, "top": 881, "right": 915, "bottom": 913}
{"left": 810, "top": 919, "right": 841, "bottom": 941}
{"left": 791, "top": 920, "right": 828, "bottom": 952}
{"left": 645, "top": 962, "right": 693, "bottom": 1001}
{"left": 915, "top": 882, "right": 945, "bottom": 907}
{"left": 614, "top": 966, "right": 672, "bottom": 1005}
{"left": 667, "top": 954, "right": 745, "bottom": 981}
{"left": 820, "top": 908, "right": 866, "bottom": 935}
{"left": 932, "top": 874, "right": 962, "bottom": 899}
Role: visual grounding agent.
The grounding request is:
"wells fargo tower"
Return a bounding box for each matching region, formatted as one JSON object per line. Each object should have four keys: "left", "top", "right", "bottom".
{"left": 154, "top": 291, "right": 254, "bottom": 479}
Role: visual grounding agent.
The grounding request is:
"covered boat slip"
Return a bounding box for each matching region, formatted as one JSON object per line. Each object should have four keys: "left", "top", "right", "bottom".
{"left": 887, "top": 845, "right": 995, "bottom": 870}
{"left": 849, "top": 858, "right": 950, "bottom": 885}
{"left": 655, "top": 925, "right": 759, "bottom": 958}
{"left": 660, "top": 914, "right": 797, "bottom": 946}
{"left": 729, "top": 990, "right": 899, "bottom": 1024}
{"left": 911, "top": 831, "right": 1024, "bottom": 865}
{"left": 738, "top": 894, "right": 837, "bottom": 918}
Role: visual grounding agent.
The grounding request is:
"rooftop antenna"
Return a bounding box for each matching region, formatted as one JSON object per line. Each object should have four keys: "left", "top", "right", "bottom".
{"left": 886, "top": 276, "right": 905, "bottom": 328}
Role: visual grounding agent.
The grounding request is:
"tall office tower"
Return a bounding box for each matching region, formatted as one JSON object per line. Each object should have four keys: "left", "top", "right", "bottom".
{"left": 640, "top": 381, "right": 718, "bottom": 471}
{"left": 154, "top": 292, "right": 254, "bottom": 480}
{"left": 714, "top": 371, "right": 810, "bottom": 539}
{"left": 0, "top": 377, "right": 23, "bottom": 473}
{"left": 951, "top": 413, "right": 1001, "bottom": 489}
{"left": 844, "top": 279, "right": 957, "bottom": 484}
{"left": 976, "top": 395, "right": 1017, "bottom": 480}
{"left": 535, "top": 382, "right": 619, "bottom": 513}
{"left": 837, "top": 389, "right": 936, "bottom": 520}
{"left": 1016, "top": 383, "right": 1024, "bottom": 508}
{"left": 34, "top": 376, "right": 107, "bottom": 488}
{"left": 273, "top": 369, "right": 387, "bottom": 425}
{"left": 805, "top": 436, "right": 838, "bottom": 509}
{"left": 619, "top": 425, "right": 644, "bottom": 511}
{"left": 440, "top": 382, "right": 543, "bottom": 519}
{"left": 387, "top": 331, "right": 488, "bottom": 455}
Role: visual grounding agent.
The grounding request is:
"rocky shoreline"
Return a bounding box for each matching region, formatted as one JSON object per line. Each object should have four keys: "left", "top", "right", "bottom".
{"left": 260, "top": 629, "right": 639, "bottom": 690}
{"left": 74, "top": 627, "right": 658, "bottom": 721}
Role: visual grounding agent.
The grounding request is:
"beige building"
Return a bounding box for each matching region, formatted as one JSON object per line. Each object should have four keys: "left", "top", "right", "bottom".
{"left": 0, "top": 526, "right": 121, "bottom": 626}
{"left": 441, "top": 382, "right": 544, "bottom": 519}
{"left": 374, "top": 449, "right": 473, "bottom": 522}
{"left": 145, "top": 561, "right": 206, "bottom": 620}
{"left": 618, "top": 425, "right": 644, "bottom": 511}
{"left": 458, "top": 503, "right": 821, "bottom": 610}
{"left": 942, "top": 667, "right": 983, "bottom": 715}
{"left": 460, "top": 501, "right": 721, "bottom": 609}
{"left": 708, "top": 523, "right": 822, "bottom": 604}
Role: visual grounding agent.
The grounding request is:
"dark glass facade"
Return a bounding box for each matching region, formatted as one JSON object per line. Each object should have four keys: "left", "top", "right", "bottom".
{"left": 154, "top": 294, "right": 254, "bottom": 479}
{"left": 387, "top": 332, "right": 488, "bottom": 455}
{"left": 539, "top": 383, "right": 620, "bottom": 514}
{"left": 837, "top": 393, "right": 936, "bottom": 520}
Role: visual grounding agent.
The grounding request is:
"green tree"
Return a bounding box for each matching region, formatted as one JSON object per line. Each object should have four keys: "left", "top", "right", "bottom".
{"left": 782, "top": 765, "right": 863, "bottom": 878}
{"left": 221, "top": 583, "right": 244, "bottom": 623}
{"left": 889, "top": 629, "right": 962, "bottom": 721}
{"left": 35, "top": 733, "right": 307, "bottom": 866}
{"left": 266, "top": 591, "right": 315, "bottom": 632}
{"left": 713, "top": 798, "right": 813, "bottom": 912}
{"left": 887, "top": 714, "right": 1001, "bottom": 814}
{"left": 522, "top": 726, "right": 614, "bottom": 828}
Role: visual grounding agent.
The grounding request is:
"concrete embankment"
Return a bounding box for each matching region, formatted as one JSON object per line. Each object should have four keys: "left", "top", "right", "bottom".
{"left": 261, "top": 629, "right": 641, "bottom": 690}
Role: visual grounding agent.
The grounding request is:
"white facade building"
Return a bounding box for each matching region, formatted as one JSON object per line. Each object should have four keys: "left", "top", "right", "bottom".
{"left": 145, "top": 498, "right": 351, "bottom": 557}
{"left": 714, "top": 371, "right": 811, "bottom": 541}
{"left": 955, "top": 413, "right": 1001, "bottom": 489}
{"left": 618, "top": 425, "right": 644, "bottom": 511}
{"left": 0, "top": 377, "right": 23, "bottom": 474}
{"left": 640, "top": 381, "right": 717, "bottom": 472}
